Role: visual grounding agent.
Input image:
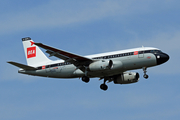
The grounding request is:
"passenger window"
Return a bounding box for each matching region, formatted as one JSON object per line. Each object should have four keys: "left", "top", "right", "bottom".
{"left": 37, "top": 67, "right": 42, "bottom": 70}
{"left": 139, "top": 51, "right": 144, "bottom": 54}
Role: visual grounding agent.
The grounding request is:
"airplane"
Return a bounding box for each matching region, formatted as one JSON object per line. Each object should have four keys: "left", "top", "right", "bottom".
{"left": 7, "top": 37, "right": 169, "bottom": 91}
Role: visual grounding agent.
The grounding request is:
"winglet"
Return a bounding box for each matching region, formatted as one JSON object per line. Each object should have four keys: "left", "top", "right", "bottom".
{"left": 7, "top": 61, "right": 37, "bottom": 70}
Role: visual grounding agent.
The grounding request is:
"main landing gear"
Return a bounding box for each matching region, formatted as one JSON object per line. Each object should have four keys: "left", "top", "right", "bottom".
{"left": 82, "top": 76, "right": 108, "bottom": 91}
{"left": 143, "top": 67, "right": 149, "bottom": 79}
{"left": 82, "top": 67, "right": 90, "bottom": 83}
{"left": 82, "top": 76, "right": 90, "bottom": 83}
{"left": 100, "top": 78, "right": 108, "bottom": 91}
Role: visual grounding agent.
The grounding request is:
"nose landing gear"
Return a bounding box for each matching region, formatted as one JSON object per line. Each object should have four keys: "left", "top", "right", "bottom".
{"left": 143, "top": 67, "right": 149, "bottom": 79}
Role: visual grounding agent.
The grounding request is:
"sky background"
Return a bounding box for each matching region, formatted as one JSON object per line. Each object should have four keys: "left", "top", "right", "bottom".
{"left": 1, "top": 0, "right": 180, "bottom": 120}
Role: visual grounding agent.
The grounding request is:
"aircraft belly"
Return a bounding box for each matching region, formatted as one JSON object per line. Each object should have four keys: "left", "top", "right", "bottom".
{"left": 35, "top": 69, "right": 48, "bottom": 77}
{"left": 73, "top": 69, "right": 85, "bottom": 77}
{"left": 20, "top": 69, "right": 48, "bottom": 77}
{"left": 31, "top": 65, "right": 77, "bottom": 78}
{"left": 88, "top": 70, "right": 123, "bottom": 77}
{"left": 55, "top": 65, "right": 78, "bottom": 78}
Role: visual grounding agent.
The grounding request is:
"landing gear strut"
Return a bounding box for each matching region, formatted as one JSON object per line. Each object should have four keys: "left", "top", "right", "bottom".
{"left": 82, "top": 67, "right": 90, "bottom": 83}
{"left": 143, "top": 67, "right": 149, "bottom": 79}
{"left": 100, "top": 78, "right": 108, "bottom": 91}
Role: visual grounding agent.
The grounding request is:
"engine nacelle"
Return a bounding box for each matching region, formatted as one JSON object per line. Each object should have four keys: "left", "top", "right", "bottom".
{"left": 89, "top": 60, "right": 113, "bottom": 71}
{"left": 114, "top": 72, "right": 140, "bottom": 84}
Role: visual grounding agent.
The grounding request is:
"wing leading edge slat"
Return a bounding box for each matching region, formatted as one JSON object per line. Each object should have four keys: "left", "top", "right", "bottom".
{"left": 35, "top": 43, "right": 92, "bottom": 61}
{"left": 34, "top": 43, "right": 93, "bottom": 72}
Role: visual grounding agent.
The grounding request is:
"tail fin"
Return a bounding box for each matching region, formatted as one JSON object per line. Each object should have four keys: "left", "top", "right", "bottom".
{"left": 22, "top": 37, "right": 51, "bottom": 66}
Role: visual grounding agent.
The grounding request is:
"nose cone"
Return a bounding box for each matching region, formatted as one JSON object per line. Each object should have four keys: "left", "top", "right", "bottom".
{"left": 156, "top": 53, "right": 170, "bottom": 65}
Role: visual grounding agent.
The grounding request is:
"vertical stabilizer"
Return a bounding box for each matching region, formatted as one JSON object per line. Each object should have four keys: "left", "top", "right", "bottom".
{"left": 22, "top": 37, "right": 51, "bottom": 66}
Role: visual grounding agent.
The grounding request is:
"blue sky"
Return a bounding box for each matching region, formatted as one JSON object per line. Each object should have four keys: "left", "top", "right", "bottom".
{"left": 1, "top": 0, "right": 180, "bottom": 120}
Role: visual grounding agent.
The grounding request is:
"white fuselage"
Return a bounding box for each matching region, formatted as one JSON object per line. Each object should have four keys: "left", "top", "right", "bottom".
{"left": 19, "top": 47, "right": 160, "bottom": 78}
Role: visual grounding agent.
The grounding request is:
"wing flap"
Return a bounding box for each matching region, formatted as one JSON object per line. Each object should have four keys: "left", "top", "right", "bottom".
{"left": 7, "top": 61, "right": 37, "bottom": 70}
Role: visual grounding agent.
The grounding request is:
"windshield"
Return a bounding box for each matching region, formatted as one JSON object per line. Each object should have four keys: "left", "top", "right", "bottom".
{"left": 150, "top": 50, "right": 162, "bottom": 53}
{"left": 144, "top": 50, "right": 162, "bottom": 54}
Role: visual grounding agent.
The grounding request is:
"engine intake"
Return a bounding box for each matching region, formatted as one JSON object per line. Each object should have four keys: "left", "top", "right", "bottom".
{"left": 89, "top": 60, "right": 113, "bottom": 71}
{"left": 114, "top": 72, "right": 140, "bottom": 84}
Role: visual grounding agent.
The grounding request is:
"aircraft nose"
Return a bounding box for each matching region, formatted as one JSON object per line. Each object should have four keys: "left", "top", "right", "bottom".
{"left": 156, "top": 53, "right": 170, "bottom": 65}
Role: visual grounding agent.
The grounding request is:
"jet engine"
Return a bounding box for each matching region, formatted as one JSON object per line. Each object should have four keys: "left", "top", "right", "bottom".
{"left": 113, "top": 72, "right": 140, "bottom": 84}
{"left": 89, "top": 60, "right": 113, "bottom": 71}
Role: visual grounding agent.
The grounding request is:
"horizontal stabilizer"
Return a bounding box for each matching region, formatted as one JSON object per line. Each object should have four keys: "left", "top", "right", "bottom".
{"left": 7, "top": 61, "right": 37, "bottom": 70}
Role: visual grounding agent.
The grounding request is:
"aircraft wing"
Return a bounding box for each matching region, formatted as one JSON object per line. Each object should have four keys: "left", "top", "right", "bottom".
{"left": 34, "top": 43, "right": 93, "bottom": 71}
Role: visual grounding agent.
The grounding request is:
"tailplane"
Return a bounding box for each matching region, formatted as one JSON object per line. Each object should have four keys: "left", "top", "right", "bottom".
{"left": 7, "top": 61, "right": 37, "bottom": 70}
{"left": 22, "top": 37, "right": 52, "bottom": 66}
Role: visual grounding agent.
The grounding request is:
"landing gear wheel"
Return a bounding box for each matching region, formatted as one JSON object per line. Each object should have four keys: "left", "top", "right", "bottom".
{"left": 143, "top": 67, "right": 149, "bottom": 79}
{"left": 100, "top": 84, "right": 108, "bottom": 91}
{"left": 143, "top": 74, "right": 149, "bottom": 79}
{"left": 82, "top": 76, "right": 90, "bottom": 83}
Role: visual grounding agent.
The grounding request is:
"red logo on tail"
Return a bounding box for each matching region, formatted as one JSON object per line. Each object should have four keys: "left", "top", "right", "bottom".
{"left": 30, "top": 41, "right": 35, "bottom": 46}
{"left": 27, "top": 47, "right": 36, "bottom": 58}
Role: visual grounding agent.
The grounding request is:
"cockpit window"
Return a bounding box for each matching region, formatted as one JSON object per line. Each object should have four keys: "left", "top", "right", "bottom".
{"left": 149, "top": 50, "right": 162, "bottom": 53}
{"left": 154, "top": 50, "right": 162, "bottom": 53}
{"left": 144, "top": 50, "right": 162, "bottom": 54}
